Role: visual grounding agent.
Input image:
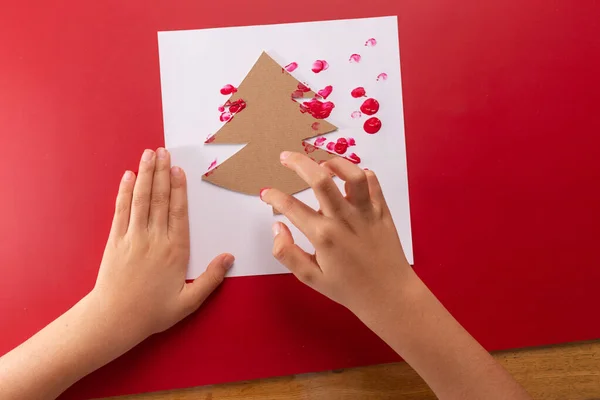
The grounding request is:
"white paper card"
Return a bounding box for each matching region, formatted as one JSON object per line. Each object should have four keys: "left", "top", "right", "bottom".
{"left": 158, "top": 16, "right": 413, "bottom": 278}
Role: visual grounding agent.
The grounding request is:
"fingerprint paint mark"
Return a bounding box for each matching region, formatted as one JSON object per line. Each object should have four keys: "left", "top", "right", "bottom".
{"left": 365, "top": 38, "right": 377, "bottom": 47}
{"left": 349, "top": 54, "right": 361, "bottom": 63}
{"left": 311, "top": 60, "right": 329, "bottom": 73}
{"left": 284, "top": 62, "right": 298, "bottom": 72}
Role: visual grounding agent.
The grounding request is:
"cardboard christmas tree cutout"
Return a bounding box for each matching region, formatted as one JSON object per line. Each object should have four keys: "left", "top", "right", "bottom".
{"left": 202, "top": 52, "right": 338, "bottom": 195}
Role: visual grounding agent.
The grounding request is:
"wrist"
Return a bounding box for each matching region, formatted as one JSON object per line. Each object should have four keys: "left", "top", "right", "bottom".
{"left": 83, "top": 290, "right": 151, "bottom": 348}
{"left": 350, "top": 268, "right": 432, "bottom": 331}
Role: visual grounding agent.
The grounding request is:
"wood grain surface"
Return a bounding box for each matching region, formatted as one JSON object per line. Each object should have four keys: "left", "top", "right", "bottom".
{"left": 111, "top": 340, "right": 600, "bottom": 400}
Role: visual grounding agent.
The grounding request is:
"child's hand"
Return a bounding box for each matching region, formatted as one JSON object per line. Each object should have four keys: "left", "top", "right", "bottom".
{"left": 260, "top": 151, "right": 413, "bottom": 316}
{"left": 92, "top": 148, "right": 234, "bottom": 340}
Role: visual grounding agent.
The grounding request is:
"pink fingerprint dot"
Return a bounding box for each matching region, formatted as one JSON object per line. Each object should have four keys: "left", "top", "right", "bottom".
{"left": 312, "top": 59, "right": 329, "bottom": 73}
{"left": 351, "top": 111, "right": 362, "bottom": 119}
{"left": 205, "top": 135, "right": 216, "bottom": 144}
{"left": 284, "top": 62, "right": 298, "bottom": 72}
{"left": 317, "top": 85, "right": 333, "bottom": 99}
{"left": 377, "top": 73, "right": 388, "bottom": 81}
{"left": 219, "top": 112, "right": 233, "bottom": 122}
{"left": 311, "top": 122, "right": 321, "bottom": 131}
{"left": 348, "top": 137, "right": 356, "bottom": 146}
{"left": 326, "top": 142, "right": 335, "bottom": 151}
{"left": 217, "top": 105, "right": 225, "bottom": 112}
{"left": 365, "top": 38, "right": 377, "bottom": 47}
{"left": 349, "top": 54, "right": 361, "bottom": 63}
{"left": 314, "top": 137, "right": 327, "bottom": 146}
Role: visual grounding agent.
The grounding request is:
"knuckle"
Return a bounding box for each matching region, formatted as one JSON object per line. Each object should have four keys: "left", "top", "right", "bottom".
{"left": 155, "top": 159, "right": 169, "bottom": 171}
{"left": 150, "top": 191, "right": 169, "bottom": 207}
{"left": 272, "top": 243, "right": 288, "bottom": 261}
{"left": 277, "top": 195, "right": 296, "bottom": 215}
{"left": 349, "top": 170, "right": 368, "bottom": 186}
{"left": 295, "top": 269, "right": 315, "bottom": 285}
{"left": 313, "top": 173, "right": 333, "bottom": 192}
{"left": 169, "top": 204, "right": 187, "bottom": 220}
{"left": 114, "top": 197, "right": 129, "bottom": 214}
{"left": 132, "top": 194, "right": 149, "bottom": 209}
{"left": 314, "top": 222, "right": 336, "bottom": 246}
{"left": 365, "top": 169, "right": 379, "bottom": 184}
{"left": 139, "top": 161, "right": 154, "bottom": 173}
{"left": 209, "top": 271, "right": 224, "bottom": 287}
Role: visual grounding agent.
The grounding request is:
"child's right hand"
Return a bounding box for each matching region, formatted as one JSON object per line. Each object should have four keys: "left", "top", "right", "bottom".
{"left": 262, "top": 152, "right": 533, "bottom": 400}
{"left": 260, "top": 151, "right": 415, "bottom": 316}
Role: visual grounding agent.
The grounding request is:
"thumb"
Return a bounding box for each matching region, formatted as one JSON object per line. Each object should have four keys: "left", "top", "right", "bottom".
{"left": 272, "top": 222, "right": 321, "bottom": 285}
{"left": 180, "top": 253, "right": 234, "bottom": 313}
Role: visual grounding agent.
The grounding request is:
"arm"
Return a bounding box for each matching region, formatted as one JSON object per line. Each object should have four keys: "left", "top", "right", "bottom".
{"left": 0, "top": 148, "right": 234, "bottom": 400}
{"left": 261, "top": 151, "right": 531, "bottom": 400}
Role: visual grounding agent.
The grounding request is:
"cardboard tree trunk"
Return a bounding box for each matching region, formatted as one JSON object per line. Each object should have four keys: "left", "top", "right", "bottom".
{"left": 202, "top": 52, "right": 338, "bottom": 196}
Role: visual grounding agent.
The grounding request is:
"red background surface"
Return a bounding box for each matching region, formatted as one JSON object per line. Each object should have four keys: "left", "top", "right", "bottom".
{"left": 1, "top": 1, "right": 599, "bottom": 399}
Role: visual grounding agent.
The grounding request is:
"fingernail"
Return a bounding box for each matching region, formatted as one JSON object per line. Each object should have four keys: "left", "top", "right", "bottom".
{"left": 223, "top": 254, "right": 235, "bottom": 270}
{"left": 123, "top": 171, "right": 134, "bottom": 181}
{"left": 142, "top": 149, "right": 154, "bottom": 162}
{"left": 259, "top": 187, "right": 270, "bottom": 200}
{"left": 280, "top": 151, "right": 291, "bottom": 162}
{"left": 171, "top": 166, "right": 182, "bottom": 177}
{"left": 363, "top": 168, "right": 369, "bottom": 171}
{"left": 157, "top": 147, "right": 167, "bottom": 159}
{"left": 272, "top": 222, "right": 281, "bottom": 237}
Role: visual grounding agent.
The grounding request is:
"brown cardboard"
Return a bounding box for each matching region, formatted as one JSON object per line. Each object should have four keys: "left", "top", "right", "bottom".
{"left": 202, "top": 52, "right": 338, "bottom": 196}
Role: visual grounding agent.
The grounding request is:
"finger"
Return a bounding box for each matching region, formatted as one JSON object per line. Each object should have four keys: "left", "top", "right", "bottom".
{"left": 149, "top": 148, "right": 171, "bottom": 231}
{"left": 272, "top": 222, "right": 321, "bottom": 285}
{"left": 322, "top": 158, "right": 370, "bottom": 208}
{"left": 168, "top": 166, "right": 189, "bottom": 244}
{"left": 280, "top": 151, "right": 346, "bottom": 215}
{"left": 130, "top": 149, "right": 156, "bottom": 230}
{"left": 365, "top": 170, "right": 390, "bottom": 213}
{"left": 110, "top": 170, "right": 136, "bottom": 238}
{"left": 180, "top": 253, "right": 235, "bottom": 314}
{"left": 260, "top": 187, "right": 321, "bottom": 238}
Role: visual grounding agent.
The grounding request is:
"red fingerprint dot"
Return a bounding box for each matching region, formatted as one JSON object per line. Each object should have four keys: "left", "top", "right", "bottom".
{"left": 351, "top": 87, "right": 366, "bottom": 98}
{"left": 364, "top": 117, "right": 382, "bottom": 134}
{"left": 299, "top": 98, "right": 335, "bottom": 119}
{"left": 326, "top": 142, "right": 335, "bottom": 151}
{"left": 347, "top": 153, "right": 361, "bottom": 164}
{"left": 220, "top": 84, "right": 237, "bottom": 95}
{"left": 360, "top": 98, "right": 379, "bottom": 115}
{"left": 334, "top": 142, "right": 348, "bottom": 155}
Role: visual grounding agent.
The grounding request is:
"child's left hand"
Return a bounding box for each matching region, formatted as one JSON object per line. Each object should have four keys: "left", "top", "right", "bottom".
{"left": 92, "top": 148, "right": 234, "bottom": 340}
{"left": 0, "top": 148, "right": 234, "bottom": 400}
